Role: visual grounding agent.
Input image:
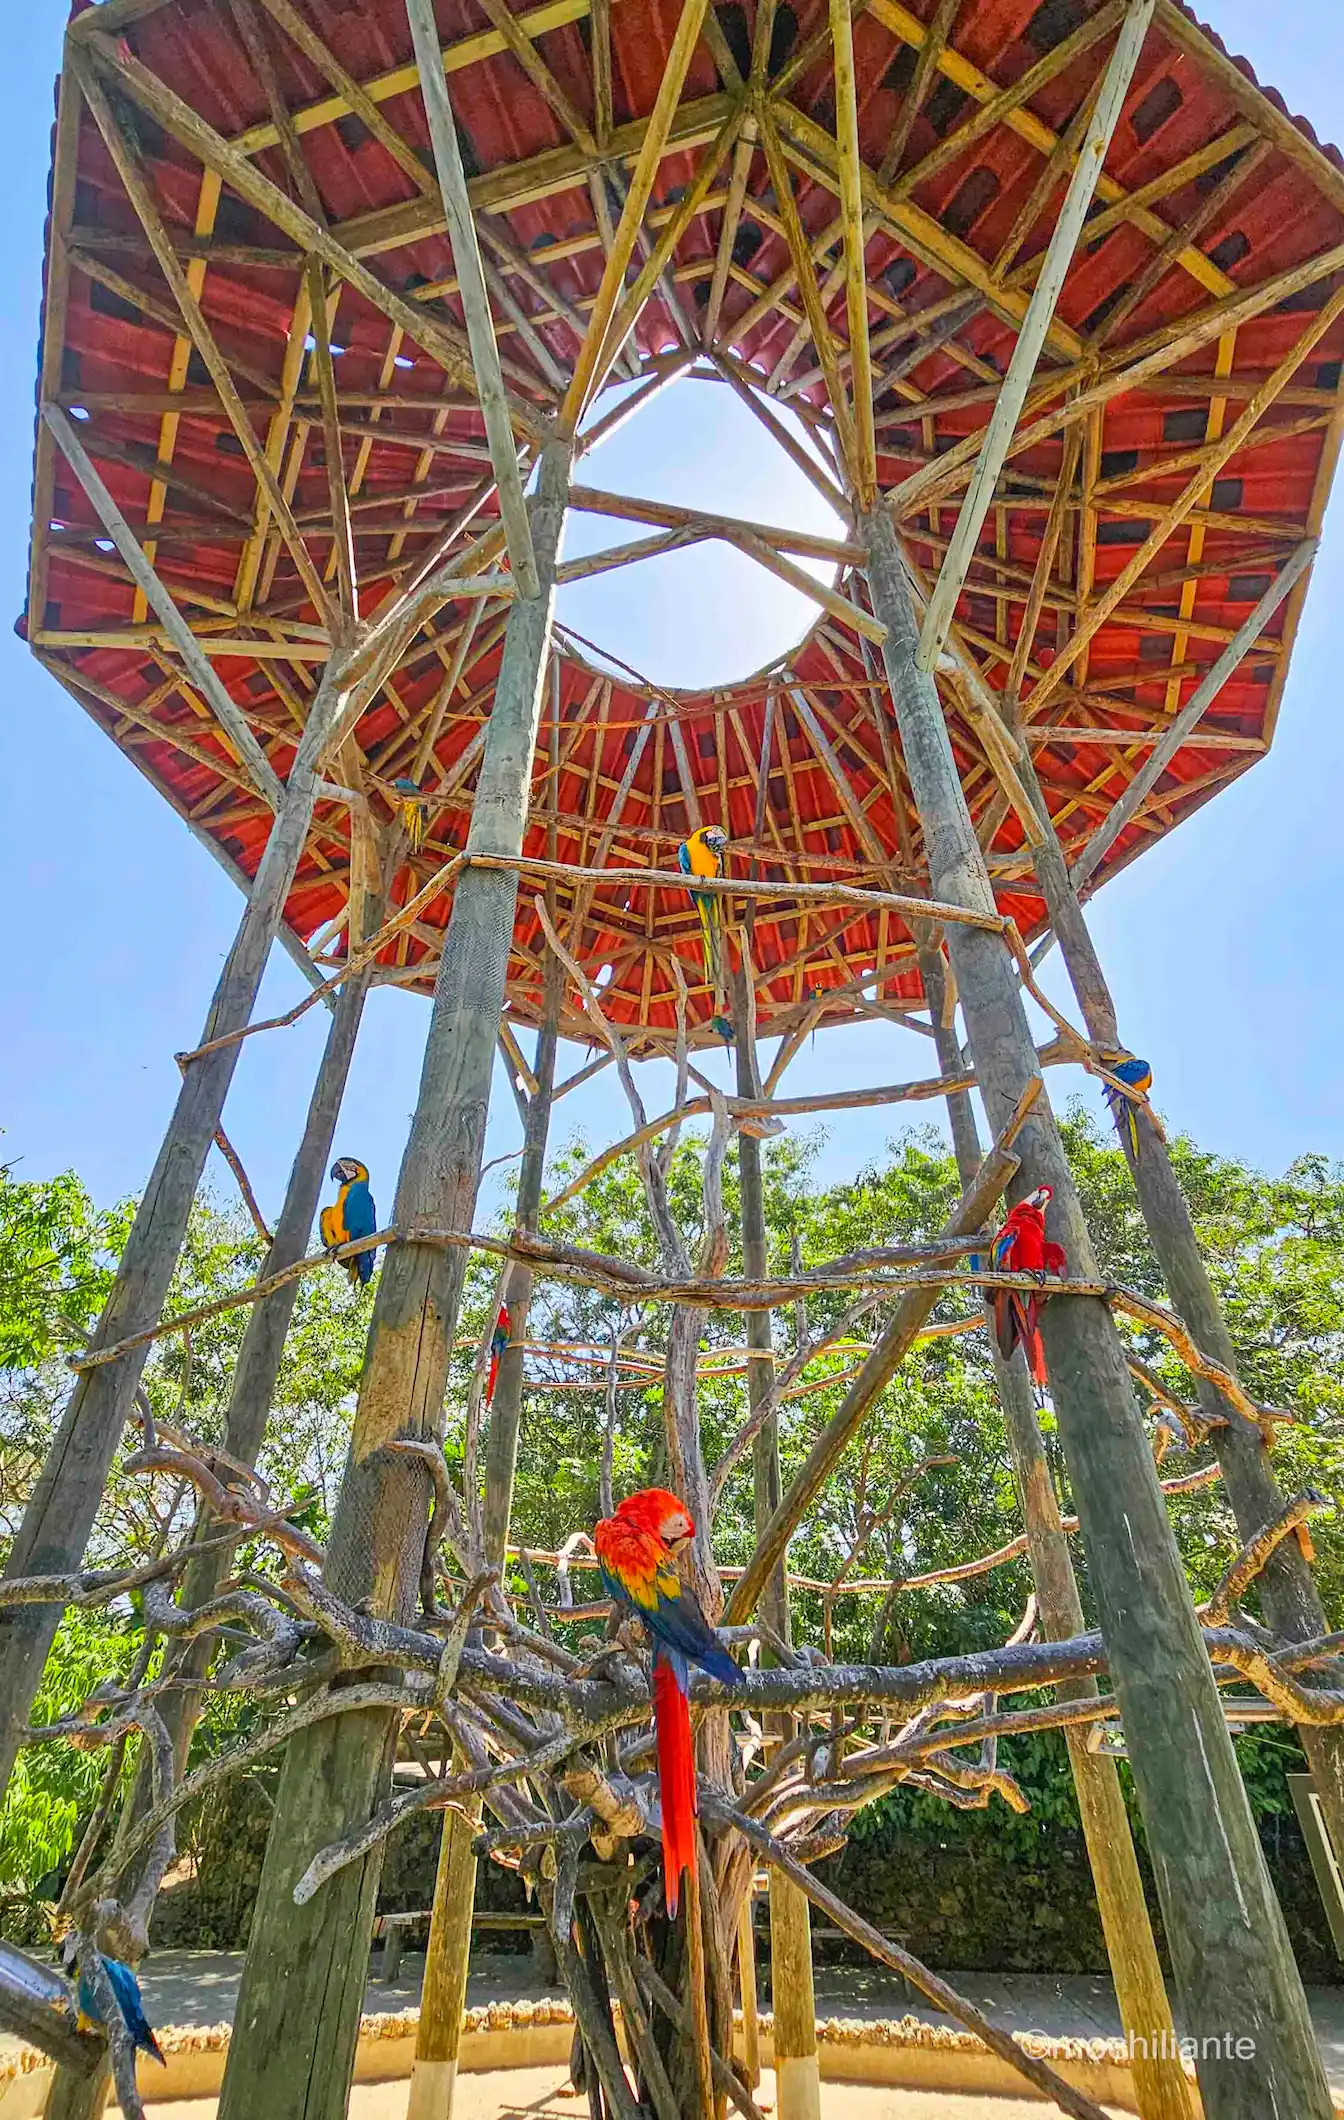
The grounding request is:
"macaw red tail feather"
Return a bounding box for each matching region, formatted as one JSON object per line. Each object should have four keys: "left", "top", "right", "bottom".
{"left": 1024, "top": 1297, "right": 1047, "bottom": 1387}
{"left": 994, "top": 1289, "right": 1048, "bottom": 1386}
{"left": 653, "top": 1656, "right": 697, "bottom": 1920}
{"left": 486, "top": 1352, "right": 501, "bottom": 1405}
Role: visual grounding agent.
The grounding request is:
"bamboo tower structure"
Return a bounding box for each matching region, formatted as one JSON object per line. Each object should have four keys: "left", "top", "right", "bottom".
{"left": 8, "top": 1, "right": 1344, "bottom": 2117}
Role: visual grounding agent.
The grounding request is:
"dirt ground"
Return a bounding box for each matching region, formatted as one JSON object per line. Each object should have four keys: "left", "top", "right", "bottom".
{"left": 124, "top": 2064, "right": 1129, "bottom": 2118}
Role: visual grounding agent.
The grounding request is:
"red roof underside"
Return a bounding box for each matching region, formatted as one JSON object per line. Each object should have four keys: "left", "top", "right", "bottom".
{"left": 28, "top": 0, "right": 1344, "bottom": 1047}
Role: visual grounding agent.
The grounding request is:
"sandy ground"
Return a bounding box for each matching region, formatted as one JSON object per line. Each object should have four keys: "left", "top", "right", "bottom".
{"left": 122, "top": 2066, "right": 1129, "bottom": 2119}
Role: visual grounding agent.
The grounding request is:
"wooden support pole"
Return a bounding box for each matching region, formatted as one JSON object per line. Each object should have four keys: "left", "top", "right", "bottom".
{"left": 403, "top": 0, "right": 539, "bottom": 597}
{"left": 725, "top": 1107, "right": 1028, "bottom": 1629}
{"left": 863, "top": 499, "right": 1332, "bottom": 2120}
{"left": 1070, "top": 541, "right": 1316, "bottom": 888}
{"left": 918, "top": 944, "right": 1193, "bottom": 2120}
{"left": 0, "top": 658, "right": 352, "bottom": 1809}
{"left": 1020, "top": 759, "right": 1344, "bottom": 1879}
{"left": 731, "top": 968, "right": 819, "bottom": 2120}
{"left": 736, "top": 1890, "right": 761, "bottom": 2089}
{"left": 916, "top": 0, "right": 1156, "bottom": 672}
{"left": 215, "top": 441, "right": 570, "bottom": 2120}
{"left": 43, "top": 809, "right": 382, "bottom": 2120}
{"left": 409, "top": 1793, "right": 481, "bottom": 2120}
{"left": 407, "top": 960, "right": 563, "bottom": 2120}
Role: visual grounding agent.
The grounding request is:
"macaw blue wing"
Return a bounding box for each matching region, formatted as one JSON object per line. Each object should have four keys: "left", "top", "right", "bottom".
{"left": 342, "top": 1179, "right": 378, "bottom": 1285}
{"left": 342, "top": 1179, "right": 377, "bottom": 1242}
{"left": 677, "top": 840, "right": 693, "bottom": 878}
{"left": 85, "top": 1957, "right": 165, "bottom": 2064}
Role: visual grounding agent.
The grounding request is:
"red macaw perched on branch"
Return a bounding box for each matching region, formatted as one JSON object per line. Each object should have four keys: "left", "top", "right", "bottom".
{"left": 991, "top": 1184, "right": 1066, "bottom": 1386}
{"left": 593, "top": 1488, "right": 742, "bottom": 1917}
{"left": 486, "top": 1303, "right": 510, "bottom": 1406}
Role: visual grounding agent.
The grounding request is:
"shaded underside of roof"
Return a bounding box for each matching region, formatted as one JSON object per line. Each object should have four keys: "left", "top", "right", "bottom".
{"left": 26, "top": 0, "right": 1344, "bottom": 1051}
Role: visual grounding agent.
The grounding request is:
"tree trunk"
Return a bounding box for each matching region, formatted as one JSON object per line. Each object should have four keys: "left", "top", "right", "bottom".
{"left": 1028, "top": 803, "right": 1344, "bottom": 1862}
{"left": 216, "top": 441, "right": 571, "bottom": 2120}
{"left": 920, "top": 942, "right": 1192, "bottom": 2120}
{"left": 0, "top": 666, "right": 351, "bottom": 1805}
{"left": 409, "top": 945, "right": 563, "bottom": 2120}
{"left": 733, "top": 972, "right": 820, "bottom": 2120}
{"left": 864, "top": 502, "right": 1330, "bottom": 2120}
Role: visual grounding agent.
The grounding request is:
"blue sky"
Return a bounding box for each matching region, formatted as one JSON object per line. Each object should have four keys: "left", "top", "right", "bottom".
{"left": 3, "top": 0, "right": 1344, "bottom": 1233}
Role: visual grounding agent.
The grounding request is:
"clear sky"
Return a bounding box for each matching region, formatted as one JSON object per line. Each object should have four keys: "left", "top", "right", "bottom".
{"left": 3, "top": 0, "right": 1344, "bottom": 1233}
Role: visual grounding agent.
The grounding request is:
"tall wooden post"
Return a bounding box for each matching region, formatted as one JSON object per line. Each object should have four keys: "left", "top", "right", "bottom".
{"left": 409, "top": 944, "right": 564, "bottom": 2120}
{"left": 216, "top": 441, "right": 571, "bottom": 2120}
{"left": 42, "top": 827, "right": 384, "bottom": 2120}
{"left": 918, "top": 942, "right": 1192, "bottom": 2120}
{"left": 168, "top": 804, "right": 385, "bottom": 1772}
{"left": 732, "top": 970, "right": 820, "bottom": 2120}
{"left": 0, "top": 662, "right": 351, "bottom": 1804}
{"left": 1026, "top": 785, "right": 1344, "bottom": 1865}
{"left": 864, "top": 503, "right": 1331, "bottom": 2120}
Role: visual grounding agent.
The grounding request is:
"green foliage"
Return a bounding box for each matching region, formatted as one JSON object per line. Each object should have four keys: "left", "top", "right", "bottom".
{"left": 3, "top": 1103, "right": 1344, "bottom": 1957}
{"left": 0, "top": 1606, "right": 140, "bottom": 1920}
{"left": 0, "top": 1162, "right": 131, "bottom": 1371}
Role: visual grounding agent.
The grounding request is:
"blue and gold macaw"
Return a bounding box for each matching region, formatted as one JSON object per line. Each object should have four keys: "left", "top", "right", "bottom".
{"left": 393, "top": 777, "right": 430, "bottom": 852}
{"left": 62, "top": 1937, "right": 165, "bottom": 2067}
{"left": 320, "top": 1157, "right": 378, "bottom": 1286}
{"left": 1101, "top": 1052, "right": 1152, "bottom": 1158}
{"left": 678, "top": 825, "right": 728, "bottom": 1003}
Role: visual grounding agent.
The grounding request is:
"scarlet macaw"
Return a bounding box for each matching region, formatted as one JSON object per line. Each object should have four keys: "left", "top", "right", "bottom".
{"left": 62, "top": 1936, "right": 165, "bottom": 2066}
{"left": 593, "top": 1487, "right": 741, "bottom": 1917}
{"left": 678, "top": 826, "right": 728, "bottom": 1003}
{"left": 990, "top": 1184, "right": 1066, "bottom": 1386}
{"left": 320, "top": 1157, "right": 378, "bottom": 1287}
{"left": 486, "top": 1302, "right": 510, "bottom": 1405}
{"left": 1101, "top": 1052, "right": 1152, "bottom": 1158}
{"left": 393, "top": 776, "right": 430, "bottom": 852}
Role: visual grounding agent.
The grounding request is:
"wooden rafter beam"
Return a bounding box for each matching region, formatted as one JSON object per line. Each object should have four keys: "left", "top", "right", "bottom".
{"left": 72, "top": 54, "right": 343, "bottom": 637}
{"left": 704, "top": 116, "right": 759, "bottom": 346}
{"left": 1028, "top": 287, "right": 1344, "bottom": 714}
{"left": 895, "top": 234, "right": 1344, "bottom": 520}
{"left": 860, "top": 0, "right": 1240, "bottom": 307}
{"left": 43, "top": 403, "right": 286, "bottom": 810}
{"left": 82, "top": 30, "right": 547, "bottom": 432}
{"left": 771, "top": 101, "right": 1085, "bottom": 364}
{"left": 590, "top": 107, "right": 744, "bottom": 396}
{"left": 759, "top": 110, "right": 858, "bottom": 484}
{"left": 916, "top": 0, "right": 1156, "bottom": 671}
{"left": 559, "top": 0, "right": 712, "bottom": 431}
{"left": 1071, "top": 541, "right": 1317, "bottom": 886}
